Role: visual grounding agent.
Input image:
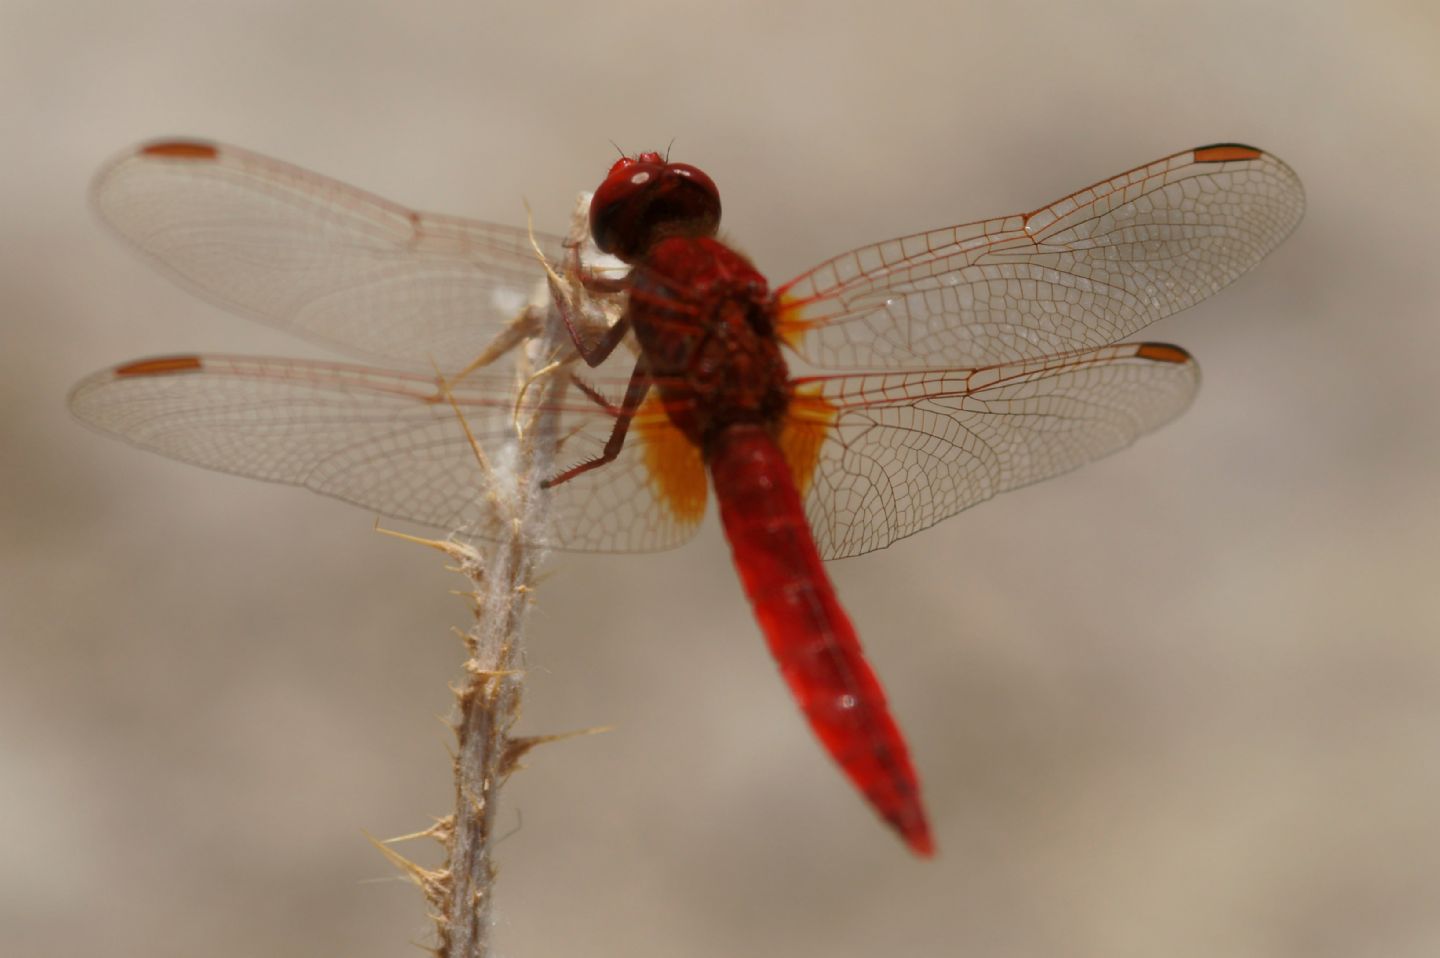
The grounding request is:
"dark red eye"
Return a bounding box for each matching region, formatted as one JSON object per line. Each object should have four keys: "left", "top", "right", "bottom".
{"left": 589, "top": 154, "right": 721, "bottom": 262}
{"left": 604, "top": 151, "right": 664, "bottom": 178}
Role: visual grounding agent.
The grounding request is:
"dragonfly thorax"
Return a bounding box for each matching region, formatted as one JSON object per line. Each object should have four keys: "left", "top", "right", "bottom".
{"left": 626, "top": 235, "right": 791, "bottom": 453}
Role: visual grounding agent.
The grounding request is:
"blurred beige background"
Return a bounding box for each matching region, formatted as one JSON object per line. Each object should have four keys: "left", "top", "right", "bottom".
{"left": 4, "top": 1, "right": 1438, "bottom": 955}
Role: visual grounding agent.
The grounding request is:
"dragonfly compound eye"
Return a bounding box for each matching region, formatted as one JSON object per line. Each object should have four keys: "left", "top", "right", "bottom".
{"left": 590, "top": 157, "right": 722, "bottom": 261}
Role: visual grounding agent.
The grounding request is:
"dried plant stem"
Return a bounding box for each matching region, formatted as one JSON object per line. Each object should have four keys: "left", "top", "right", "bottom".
{"left": 368, "top": 333, "right": 551, "bottom": 958}
{"left": 376, "top": 195, "right": 616, "bottom": 958}
{"left": 441, "top": 329, "right": 565, "bottom": 958}
{"left": 445, "top": 556, "right": 531, "bottom": 950}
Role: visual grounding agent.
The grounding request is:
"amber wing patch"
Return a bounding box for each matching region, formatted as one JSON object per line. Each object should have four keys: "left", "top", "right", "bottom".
{"left": 773, "top": 291, "right": 818, "bottom": 352}
{"left": 780, "top": 383, "right": 837, "bottom": 497}
{"left": 636, "top": 394, "right": 707, "bottom": 525}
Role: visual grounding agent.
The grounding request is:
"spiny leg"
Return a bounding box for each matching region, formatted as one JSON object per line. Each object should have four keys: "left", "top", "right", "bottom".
{"left": 541, "top": 358, "right": 653, "bottom": 488}
{"left": 551, "top": 240, "right": 633, "bottom": 368}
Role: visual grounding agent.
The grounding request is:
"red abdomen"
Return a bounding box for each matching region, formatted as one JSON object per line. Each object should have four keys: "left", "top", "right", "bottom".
{"left": 708, "top": 424, "right": 933, "bottom": 855}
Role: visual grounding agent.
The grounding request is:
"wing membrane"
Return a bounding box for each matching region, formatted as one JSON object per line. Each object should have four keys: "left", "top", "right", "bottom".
{"left": 92, "top": 141, "right": 566, "bottom": 371}
{"left": 69, "top": 354, "right": 703, "bottom": 553}
{"left": 796, "top": 343, "right": 1201, "bottom": 558}
{"left": 777, "top": 145, "right": 1303, "bottom": 369}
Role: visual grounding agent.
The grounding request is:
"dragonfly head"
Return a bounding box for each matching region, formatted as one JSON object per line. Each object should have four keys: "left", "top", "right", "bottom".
{"left": 589, "top": 151, "right": 721, "bottom": 263}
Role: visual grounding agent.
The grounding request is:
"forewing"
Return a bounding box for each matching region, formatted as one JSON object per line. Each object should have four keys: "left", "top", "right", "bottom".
{"left": 792, "top": 343, "right": 1200, "bottom": 559}
{"left": 92, "top": 141, "right": 566, "bottom": 371}
{"left": 68, "top": 355, "right": 705, "bottom": 553}
{"left": 777, "top": 145, "right": 1303, "bottom": 369}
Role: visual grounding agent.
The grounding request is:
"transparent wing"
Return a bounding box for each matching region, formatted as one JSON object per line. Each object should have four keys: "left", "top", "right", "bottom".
{"left": 777, "top": 145, "right": 1303, "bottom": 369}
{"left": 68, "top": 354, "right": 705, "bottom": 554}
{"left": 792, "top": 342, "right": 1200, "bottom": 559}
{"left": 92, "top": 141, "right": 566, "bottom": 372}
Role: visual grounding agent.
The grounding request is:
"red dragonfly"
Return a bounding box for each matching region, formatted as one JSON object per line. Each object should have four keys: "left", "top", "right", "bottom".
{"left": 70, "top": 140, "right": 1303, "bottom": 855}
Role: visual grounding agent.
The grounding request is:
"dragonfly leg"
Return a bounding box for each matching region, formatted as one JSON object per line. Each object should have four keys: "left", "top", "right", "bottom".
{"left": 542, "top": 359, "right": 652, "bottom": 488}
{"left": 569, "top": 240, "right": 630, "bottom": 296}
{"left": 568, "top": 373, "right": 624, "bottom": 416}
{"left": 568, "top": 313, "right": 631, "bottom": 368}
{"left": 547, "top": 239, "right": 633, "bottom": 367}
